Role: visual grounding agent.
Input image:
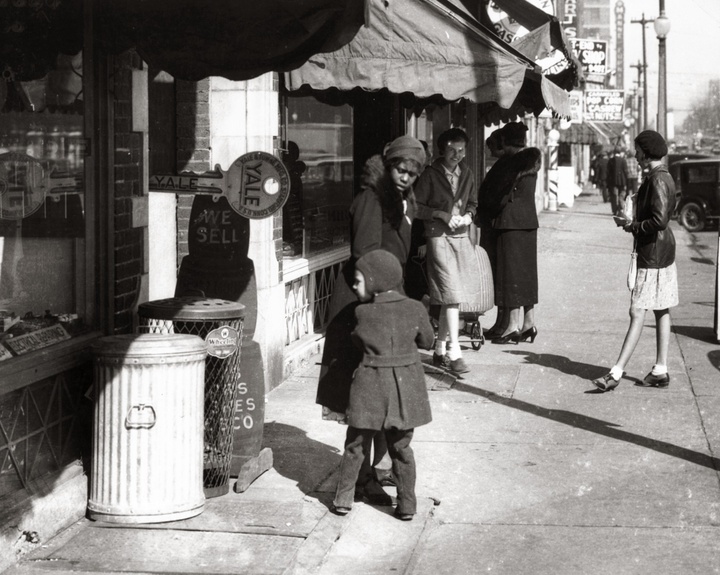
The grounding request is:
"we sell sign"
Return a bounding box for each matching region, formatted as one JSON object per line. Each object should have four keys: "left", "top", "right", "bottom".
{"left": 584, "top": 90, "right": 624, "bottom": 122}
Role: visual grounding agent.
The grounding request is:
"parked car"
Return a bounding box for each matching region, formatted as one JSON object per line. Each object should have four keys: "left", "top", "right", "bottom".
{"left": 670, "top": 158, "right": 720, "bottom": 232}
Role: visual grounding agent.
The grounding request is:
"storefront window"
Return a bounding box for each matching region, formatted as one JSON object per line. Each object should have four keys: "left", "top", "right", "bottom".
{"left": 283, "top": 96, "right": 353, "bottom": 259}
{"left": 0, "top": 53, "right": 88, "bottom": 361}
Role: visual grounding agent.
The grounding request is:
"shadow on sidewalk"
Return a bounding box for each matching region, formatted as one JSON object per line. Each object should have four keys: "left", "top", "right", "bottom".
{"left": 263, "top": 421, "right": 342, "bottom": 500}
{"left": 503, "top": 350, "right": 607, "bottom": 380}
{"left": 453, "top": 381, "right": 720, "bottom": 472}
{"left": 672, "top": 324, "right": 720, "bottom": 345}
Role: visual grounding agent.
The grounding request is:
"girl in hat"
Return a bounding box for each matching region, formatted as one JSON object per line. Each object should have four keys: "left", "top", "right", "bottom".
{"left": 593, "top": 130, "right": 678, "bottom": 391}
{"left": 317, "top": 135, "right": 427, "bottom": 504}
{"left": 331, "top": 249, "right": 435, "bottom": 521}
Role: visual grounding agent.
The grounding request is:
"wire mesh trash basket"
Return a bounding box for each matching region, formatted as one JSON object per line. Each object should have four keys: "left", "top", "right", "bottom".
{"left": 138, "top": 297, "right": 245, "bottom": 498}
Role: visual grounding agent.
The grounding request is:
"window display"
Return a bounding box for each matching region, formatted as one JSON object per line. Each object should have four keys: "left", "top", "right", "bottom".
{"left": 0, "top": 53, "right": 87, "bottom": 361}
{"left": 283, "top": 97, "right": 354, "bottom": 259}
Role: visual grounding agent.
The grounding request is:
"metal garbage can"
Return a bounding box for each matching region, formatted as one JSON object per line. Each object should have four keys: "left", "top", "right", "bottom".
{"left": 88, "top": 333, "right": 206, "bottom": 524}
{"left": 138, "top": 296, "right": 245, "bottom": 498}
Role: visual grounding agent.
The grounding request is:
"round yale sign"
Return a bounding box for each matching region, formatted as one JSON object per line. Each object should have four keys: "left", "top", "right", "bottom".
{"left": 226, "top": 151, "right": 290, "bottom": 219}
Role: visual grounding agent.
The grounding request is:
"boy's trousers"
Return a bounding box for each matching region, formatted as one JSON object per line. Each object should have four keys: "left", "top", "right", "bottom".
{"left": 334, "top": 427, "right": 417, "bottom": 514}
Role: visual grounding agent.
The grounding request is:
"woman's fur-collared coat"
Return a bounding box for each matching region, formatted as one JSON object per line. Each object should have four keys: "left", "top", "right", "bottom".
{"left": 493, "top": 147, "right": 542, "bottom": 230}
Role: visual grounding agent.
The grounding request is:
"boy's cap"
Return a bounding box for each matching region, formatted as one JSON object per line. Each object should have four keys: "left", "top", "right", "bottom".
{"left": 355, "top": 250, "right": 403, "bottom": 295}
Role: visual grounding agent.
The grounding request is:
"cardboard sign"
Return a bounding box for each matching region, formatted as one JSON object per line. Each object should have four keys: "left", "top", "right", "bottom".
{"left": 4, "top": 324, "right": 71, "bottom": 355}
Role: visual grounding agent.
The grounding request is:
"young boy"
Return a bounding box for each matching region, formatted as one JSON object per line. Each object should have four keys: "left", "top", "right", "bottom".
{"left": 331, "top": 249, "right": 435, "bottom": 521}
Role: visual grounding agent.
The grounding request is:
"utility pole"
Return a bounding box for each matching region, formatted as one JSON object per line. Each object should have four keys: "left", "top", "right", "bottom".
{"left": 630, "top": 61, "right": 644, "bottom": 133}
{"left": 631, "top": 13, "right": 653, "bottom": 129}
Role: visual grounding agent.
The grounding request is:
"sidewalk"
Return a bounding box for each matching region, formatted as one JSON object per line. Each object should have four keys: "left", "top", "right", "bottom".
{"left": 5, "top": 188, "right": 720, "bottom": 574}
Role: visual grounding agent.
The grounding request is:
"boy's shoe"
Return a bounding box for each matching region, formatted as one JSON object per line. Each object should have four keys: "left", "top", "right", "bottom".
{"left": 331, "top": 505, "right": 351, "bottom": 516}
{"left": 638, "top": 372, "right": 670, "bottom": 388}
{"left": 448, "top": 357, "right": 470, "bottom": 374}
{"left": 592, "top": 373, "right": 620, "bottom": 391}
{"left": 393, "top": 509, "right": 414, "bottom": 521}
{"left": 432, "top": 352, "right": 450, "bottom": 368}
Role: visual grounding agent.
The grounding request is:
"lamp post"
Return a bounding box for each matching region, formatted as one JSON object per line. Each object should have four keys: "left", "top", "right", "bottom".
{"left": 630, "top": 14, "right": 652, "bottom": 129}
{"left": 654, "top": 1, "right": 671, "bottom": 136}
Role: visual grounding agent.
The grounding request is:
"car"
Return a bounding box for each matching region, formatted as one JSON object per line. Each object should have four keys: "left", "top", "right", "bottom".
{"left": 670, "top": 158, "right": 720, "bottom": 232}
{"left": 666, "top": 152, "right": 711, "bottom": 167}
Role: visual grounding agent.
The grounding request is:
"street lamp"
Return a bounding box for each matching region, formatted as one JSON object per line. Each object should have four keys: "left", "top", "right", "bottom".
{"left": 654, "top": 2, "right": 671, "bottom": 136}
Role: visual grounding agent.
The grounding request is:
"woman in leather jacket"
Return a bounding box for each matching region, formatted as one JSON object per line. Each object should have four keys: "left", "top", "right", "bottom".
{"left": 593, "top": 130, "right": 679, "bottom": 391}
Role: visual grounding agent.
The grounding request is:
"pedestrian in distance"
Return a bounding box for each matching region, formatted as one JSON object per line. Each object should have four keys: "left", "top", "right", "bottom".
{"left": 317, "top": 135, "right": 427, "bottom": 503}
{"left": 606, "top": 146, "right": 629, "bottom": 217}
{"left": 592, "top": 150, "right": 609, "bottom": 203}
{"left": 593, "top": 130, "right": 678, "bottom": 392}
{"left": 331, "top": 249, "right": 435, "bottom": 521}
{"left": 626, "top": 149, "right": 639, "bottom": 195}
{"left": 414, "top": 127, "right": 478, "bottom": 374}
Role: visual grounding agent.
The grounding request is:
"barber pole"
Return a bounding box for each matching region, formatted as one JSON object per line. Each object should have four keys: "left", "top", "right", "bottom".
{"left": 547, "top": 129, "right": 560, "bottom": 211}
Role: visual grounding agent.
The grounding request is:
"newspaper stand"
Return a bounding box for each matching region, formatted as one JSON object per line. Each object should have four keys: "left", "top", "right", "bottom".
{"left": 138, "top": 297, "right": 245, "bottom": 498}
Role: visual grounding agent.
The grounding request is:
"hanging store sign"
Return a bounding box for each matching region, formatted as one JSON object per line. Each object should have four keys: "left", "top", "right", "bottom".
{"left": 150, "top": 151, "right": 290, "bottom": 219}
{"left": 584, "top": 90, "right": 625, "bottom": 123}
{"left": 570, "top": 38, "right": 607, "bottom": 79}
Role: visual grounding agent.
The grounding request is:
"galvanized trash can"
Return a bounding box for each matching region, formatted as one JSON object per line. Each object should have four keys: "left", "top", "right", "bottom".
{"left": 138, "top": 297, "right": 245, "bottom": 498}
{"left": 88, "top": 333, "right": 206, "bottom": 524}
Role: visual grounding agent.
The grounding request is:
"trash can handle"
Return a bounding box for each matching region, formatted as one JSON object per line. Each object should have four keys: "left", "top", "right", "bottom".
{"left": 125, "top": 404, "right": 157, "bottom": 429}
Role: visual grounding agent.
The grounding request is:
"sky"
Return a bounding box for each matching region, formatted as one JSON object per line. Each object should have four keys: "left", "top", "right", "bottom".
{"left": 620, "top": 0, "right": 720, "bottom": 137}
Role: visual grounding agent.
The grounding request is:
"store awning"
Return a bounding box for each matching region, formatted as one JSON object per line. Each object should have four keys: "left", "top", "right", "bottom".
{"left": 479, "top": 0, "right": 583, "bottom": 92}
{"left": 285, "top": 0, "right": 570, "bottom": 120}
{"left": 98, "top": 0, "right": 368, "bottom": 82}
{"left": 1, "top": 1, "right": 367, "bottom": 82}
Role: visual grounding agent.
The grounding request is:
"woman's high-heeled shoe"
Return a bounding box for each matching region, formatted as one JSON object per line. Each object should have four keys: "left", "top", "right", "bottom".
{"left": 518, "top": 326, "right": 538, "bottom": 343}
{"left": 492, "top": 330, "right": 520, "bottom": 345}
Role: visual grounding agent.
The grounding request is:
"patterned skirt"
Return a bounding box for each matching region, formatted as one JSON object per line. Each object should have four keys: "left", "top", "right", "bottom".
{"left": 631, "top": 263, "right": 679, "bottom": 310}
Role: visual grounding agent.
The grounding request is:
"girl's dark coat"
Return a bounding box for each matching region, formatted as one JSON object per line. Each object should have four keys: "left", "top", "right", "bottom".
{"left": 347, "top": 291, "right": 435, "bottom": 430}
{"left": 317, "top": 155, "right": 415, "bottom": 413}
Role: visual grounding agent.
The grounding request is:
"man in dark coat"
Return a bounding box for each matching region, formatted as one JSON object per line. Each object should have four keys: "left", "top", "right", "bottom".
{"left": 592, "top": 151, "right": 609, "bottom": 203}
{"left": 606, "top": 146, "right": 629, "bottom": 216}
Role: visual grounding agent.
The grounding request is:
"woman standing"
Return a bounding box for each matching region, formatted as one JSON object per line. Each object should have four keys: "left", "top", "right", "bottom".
{"left": 593, "top": 130, "right": 678, "bottom": 391}
{"left": 414, "top": 128, "right": 478, "bottom": 373}
{"left": 317, "top": 135, "right": 427, "bottom": 501}
{"left": 491, "top": 145, "right": 542, "bottom": 345}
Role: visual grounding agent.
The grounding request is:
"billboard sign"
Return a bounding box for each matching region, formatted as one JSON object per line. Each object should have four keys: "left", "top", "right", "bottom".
{"left": 584, "top": 90, "right": 625, "bottom": 122}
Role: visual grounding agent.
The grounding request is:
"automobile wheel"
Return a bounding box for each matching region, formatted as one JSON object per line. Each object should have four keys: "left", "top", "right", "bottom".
{"left": 679, "top": 202, "right": 705, "bottom": 232}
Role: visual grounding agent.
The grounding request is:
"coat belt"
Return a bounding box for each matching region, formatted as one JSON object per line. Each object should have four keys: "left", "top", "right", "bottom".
{"left": 362, "top": 352, "right": 418, "bottom": 367}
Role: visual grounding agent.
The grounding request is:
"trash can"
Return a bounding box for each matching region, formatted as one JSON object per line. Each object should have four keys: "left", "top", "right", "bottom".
{"left": 138, "top": 296, "right": 245, "bottom": 498}
{"left": 88, "top": 333, "right": 206, "bottom": 524}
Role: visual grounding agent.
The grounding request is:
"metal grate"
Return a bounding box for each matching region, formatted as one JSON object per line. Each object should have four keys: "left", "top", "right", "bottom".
{"left": 138, "top": 314, "right": 243, "bottom": 498}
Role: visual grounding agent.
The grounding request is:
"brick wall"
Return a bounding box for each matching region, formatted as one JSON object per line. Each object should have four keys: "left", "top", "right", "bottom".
{"left": 176, "top": 79, "right": 211, "bottom": 265}
{"left": 112, "top": 52, "right": 144, "bottom": 334}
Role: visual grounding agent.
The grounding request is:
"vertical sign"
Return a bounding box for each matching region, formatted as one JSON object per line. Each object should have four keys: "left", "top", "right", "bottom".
{"left": 615, "top": 1, "right": 625, "bottom": 89}
{"left": 558, "top": 0, "right": 581, "bottom": 38}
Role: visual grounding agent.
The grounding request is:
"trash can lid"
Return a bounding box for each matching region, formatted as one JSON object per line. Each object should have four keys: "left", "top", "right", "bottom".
{"left": 138, "top": 297, "right": 246, "bottom": 321}
{"left": 92, "top": 333, "right": 207, "bottom": 359}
